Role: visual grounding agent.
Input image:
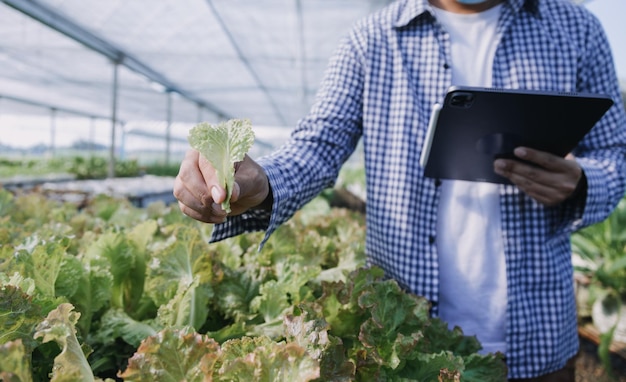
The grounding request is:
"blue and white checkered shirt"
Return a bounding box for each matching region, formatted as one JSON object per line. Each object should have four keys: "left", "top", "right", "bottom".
{"left": 212, "top": 0, "right": 626, "bottom": 378}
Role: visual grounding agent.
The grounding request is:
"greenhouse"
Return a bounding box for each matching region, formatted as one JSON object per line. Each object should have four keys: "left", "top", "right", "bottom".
{"left": 1, "top": 0, "right": 626, "bottom": 381}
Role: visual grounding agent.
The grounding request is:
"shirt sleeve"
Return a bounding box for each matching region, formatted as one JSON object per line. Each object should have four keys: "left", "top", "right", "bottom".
{"left": 566, "top": 14, "right": 626, "bottom": 232}
{"left": 210, "top": 30, "right": 366, "bottom": 246}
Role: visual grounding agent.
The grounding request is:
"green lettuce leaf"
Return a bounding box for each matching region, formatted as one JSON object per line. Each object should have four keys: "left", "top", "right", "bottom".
{"left": 118, "top": 326, "right": 221, "bottom": 382}
{"left": 0, "top": 188, "right": 13, "bottom": 217}
{"left": 399, "top": 351, "right": 464, "bottom": 381}
{"left": 461, "top": 352, "right": 508, "bottom": 382}
{"left": 93, "top": 308, "right": 158, "bottom": 348}
{"left": 218, "top": 336, "right": 320, "bottom": 382}
{"left": 249, "top": 256, "right": 320, "bottom": 326}
{"left": 0, "top": 339, "right": 33, "bottom": 382}
{"left": 284, "top": 308, "right": 356, "bottom": 381}
{"left": 146, "top": 225, "right": 215, "bottom": 330}
{"left": 14, "top": 237, "right": 71, "bottom": 299}
{"left": 0, "top": 275, "right": 44, "bottom": 353}
{"left": 187, "top": 119, "right": 255, "bottom": 213}
{"left": 213, "top": 266, "right": 263, "bottom": 323}
{"left": 69, "top": 266, "right": 113, "bottom": 336}
{"left": 33, "top": 303, "right": 95, "bottom": 382}
{"left": 84, "top": 220, "right": 157, "bottom": 318}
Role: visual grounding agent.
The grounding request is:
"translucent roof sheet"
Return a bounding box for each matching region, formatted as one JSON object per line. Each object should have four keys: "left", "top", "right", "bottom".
{"left": 0, "top": 0, "right": 392, "bottom": 127}
{"left": 1, "top": 0, "right": 623, "bottom": 159}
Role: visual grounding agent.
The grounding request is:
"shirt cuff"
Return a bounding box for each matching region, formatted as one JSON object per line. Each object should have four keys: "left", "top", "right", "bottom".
{"left": 209, "top": 209, "right": 271, "bottom": 243}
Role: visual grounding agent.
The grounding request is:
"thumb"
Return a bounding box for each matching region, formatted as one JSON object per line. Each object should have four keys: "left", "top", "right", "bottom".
{"left": 229, "top": 181, "right": 241, "bottom": 203}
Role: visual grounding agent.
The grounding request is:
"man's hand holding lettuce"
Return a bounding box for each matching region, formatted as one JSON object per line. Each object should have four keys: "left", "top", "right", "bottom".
{"left": 187, "top": 119, "right": 256, "bottom": 214}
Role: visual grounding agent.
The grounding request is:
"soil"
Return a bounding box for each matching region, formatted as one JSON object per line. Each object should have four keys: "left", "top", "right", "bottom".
{"left": 577, "top": 337, "right": 626, "bottom": 382}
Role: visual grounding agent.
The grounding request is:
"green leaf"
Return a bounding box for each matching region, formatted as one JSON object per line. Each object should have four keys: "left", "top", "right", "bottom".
{"left": 156, "top": 274, "right": 212, "bottom": 330}
{"left": 188, "top": 119, "right": 255, "bottom": 213}
{"left": 54, "top": 256, "right": 84, "bottom": 301}
{"left": 218, "top": 336, "right": 320, "bottom": 382}
{"left": 69, "top": 267, "right": 113, "bottom": 336}
{"left": 598, "top": 325, "right": 617, "bottom": 378}
{"left": 33, "top": 303, "right": 96, "bottom": 382}
{"left": 0, "top": 280, "right": 43, "bottom": 353}
{"left": 0, "top": 339, "right": 34, "bottom": 382}
{"left": 85, "top": 232, "right": 135, "bottom": 310}
{"left": 461, "top": 353, "right": 508, "bottom": 382}
{"left": 0, "top": 188, "right": 14, "bottom": 217}
{"left": 357, "top": 281, "right": 429, "bottom": 368}
{"left": 318, "top": 267, "right": 385, "bottom": 339}
{"left": 284, "top": 311, "right": 356, "bottom": 381}
{"left": 249, "top": 257, "right": 319, "bottom": 324}
{"left": 404, "top": 351, "right": 464, "bottom": 381}
{"left": 84, "top": 222, "right": 156, "bottom": 317}
{"left": 15, "top": 238, "right": 71, "bottom": 298}
{"left": 213, "top": 266, "right": 262, "bottom": 322}
{"left": 119, "top": 326, "right": 221, "bottom": 382}
{"left": 146, "top": 225, "right": 215, "bottom": 330}
{"left": 94, "top": 308, "right": 158, "bottom": 348}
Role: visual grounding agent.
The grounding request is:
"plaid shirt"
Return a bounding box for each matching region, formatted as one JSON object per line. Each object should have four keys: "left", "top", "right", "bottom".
{"left": 212, "top": 0, "right": 626, "bottom": 378}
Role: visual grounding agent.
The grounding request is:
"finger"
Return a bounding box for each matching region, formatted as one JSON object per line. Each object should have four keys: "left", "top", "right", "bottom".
{"left": 178, "top": 200, "right": 227, "bottom": 224}
{"left": 178, "top": 200, "right": 210, "bottom": 223}
{"left": 175, "top": 151, "right": 208, "bottom": 202}
{"left": 174, "top": 180, "right": 220, "bottom": 216}
{"left": 210, "top": 184, "right": 227, "bottom": 205}
{"left": 513, "top": 147, "right": 567, "bottom": 172}
{"left": 230, "top": 181, "right": 241, "bottom": 203}
{"left": 197, "top": 154, "right": 228, "bottom": 203}
{"left": 175, "top": 172, "right": 212, "bottom": 209}
{"left": 494, "top": 159, "right": 579, "bottom": 205}
{"left": 494, "top": 158, "right": 552, "bottom": 187}
{"left": 505, "top": 173, "right": 566, "bottom": 205}
{"left": 495, "top": 154, "right": 578, "bottom": 188}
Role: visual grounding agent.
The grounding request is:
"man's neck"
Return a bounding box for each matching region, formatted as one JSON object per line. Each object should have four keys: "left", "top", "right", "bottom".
{"left": 429, "top": 0, "right": 504, "bottom": 14}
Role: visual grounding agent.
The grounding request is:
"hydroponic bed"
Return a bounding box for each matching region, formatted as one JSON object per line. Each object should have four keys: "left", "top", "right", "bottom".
{"left": 5, "top": 175, "right": 177, "bottom": 207}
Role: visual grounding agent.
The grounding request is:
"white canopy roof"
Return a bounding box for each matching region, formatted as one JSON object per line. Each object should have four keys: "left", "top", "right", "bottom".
{"left": 0, "top": 0, "right": 391, "bottom": 128}
{"left": 0, "top": 0, "right": 623, "bottom": 161}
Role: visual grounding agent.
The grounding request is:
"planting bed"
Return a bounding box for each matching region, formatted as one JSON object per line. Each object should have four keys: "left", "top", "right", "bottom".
{"left": 1, "top": 185, "right": 624, "bottom": 380}
{"left": 5, "top": 174, "right": 177, "bottom": 207}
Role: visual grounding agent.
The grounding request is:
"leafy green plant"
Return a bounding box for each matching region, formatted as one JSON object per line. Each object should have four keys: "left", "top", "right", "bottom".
{"left": 69, "top": 156, "right": 140, "bottom": 179}
{"left": 0, "top": 157, "right": 70, "bottom": 178}
{"left": 0, "top": 189, "right": 506, "bottom": 380}
{"left": 572, "top": 195, "right": 626, "bottom": 374}
{"left": 0, "top": 156, "right": 143, "bottom": 180}
{"left": 117, "top": 267, "right": 506, "bottom": 381}
{"left": 141, "top": 163, "right": 180, "bottom": 177}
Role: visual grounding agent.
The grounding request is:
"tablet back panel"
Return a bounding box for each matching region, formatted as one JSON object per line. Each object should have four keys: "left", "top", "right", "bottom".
{"left": 422, "top": 87, "right": 614, "bottom": 184}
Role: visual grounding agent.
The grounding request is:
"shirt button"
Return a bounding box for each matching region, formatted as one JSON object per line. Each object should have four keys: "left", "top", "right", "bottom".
{"left": 429, "top": 235, "right": 436, "bottom": 244}
{"left": 443, "top": 63, "right": 450, "bottom": 69}
{"left": 435, "top": 179, "right": 442, "bottom": 187}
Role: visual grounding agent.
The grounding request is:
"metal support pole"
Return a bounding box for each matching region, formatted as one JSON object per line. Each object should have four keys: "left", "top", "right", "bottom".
{"left": 165, "top": 91, "right": 172, "bottom": 166}
{"left": 120, "top": 122, "right": 126, "bottom": 161}
{"left": 89, "top": 116, "right": 96, "bottom": 154}
{"left": 295, "top": 0, "right": 309, "bottom": 115}
{"left": 109, "top": 61, "right": 120, "bottom": 178}
{"left": 49, "top": 107, "right": 57, "bottom": 158}
{"left": 197, "top": 103, "right": 203, "bottom": 123}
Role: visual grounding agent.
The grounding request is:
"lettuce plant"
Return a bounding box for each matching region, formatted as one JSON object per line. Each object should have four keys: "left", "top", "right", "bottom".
{"left": 0, "top": 189, "right": 507, "bottom": 380}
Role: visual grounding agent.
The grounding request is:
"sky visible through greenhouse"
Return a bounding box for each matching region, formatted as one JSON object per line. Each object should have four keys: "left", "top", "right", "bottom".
{"left": 1, "top": 0, "right": 624, "bottom": 160}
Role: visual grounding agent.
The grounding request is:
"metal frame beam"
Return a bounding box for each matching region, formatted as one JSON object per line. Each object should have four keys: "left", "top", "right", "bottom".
{"left": 1, "top": 0, "right": 232, "bottom": 121}
{"left": 0, "top": 94, "right": 110, "bottom": 120}
{"left": 205, "top": 0, "right": 287, "bottom": 126}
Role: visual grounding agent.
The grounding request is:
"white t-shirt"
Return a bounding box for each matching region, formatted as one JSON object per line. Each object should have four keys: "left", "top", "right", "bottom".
{"left": 432, "top": 4, "right": 507, "bottom": 355}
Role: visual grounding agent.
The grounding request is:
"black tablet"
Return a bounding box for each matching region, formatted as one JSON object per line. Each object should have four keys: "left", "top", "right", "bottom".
{"left": 419, "top": 86, "right": 614, "bottom": 184}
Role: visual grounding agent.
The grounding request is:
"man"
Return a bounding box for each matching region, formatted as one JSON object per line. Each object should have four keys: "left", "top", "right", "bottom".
{"left": 174, "top": 0, "right": 626, "bottom": 379}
